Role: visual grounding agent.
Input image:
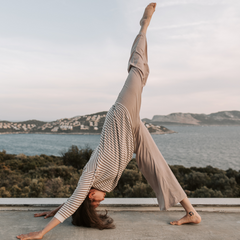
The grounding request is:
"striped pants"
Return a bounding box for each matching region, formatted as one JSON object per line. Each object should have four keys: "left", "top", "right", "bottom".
{"left": 116, "top": 33, "right": 186, "bottom": 210}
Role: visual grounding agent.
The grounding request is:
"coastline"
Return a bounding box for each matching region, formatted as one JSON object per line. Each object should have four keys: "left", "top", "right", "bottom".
{"left": 1, "top": 126, "right": 239, "bottom": 171}
{"left": 0, "top": 132, "right": 101, "bottom": 135}
{"left": 0, "top": 131, "right": 176, "bottom": 135}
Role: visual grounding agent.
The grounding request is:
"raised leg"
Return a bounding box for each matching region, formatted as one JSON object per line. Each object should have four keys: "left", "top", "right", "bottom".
{"left": 116, "top": 34, "right": 149, "bottom": 134}
{"left": 116, "top": 3, "right": 156, "bottom": 135}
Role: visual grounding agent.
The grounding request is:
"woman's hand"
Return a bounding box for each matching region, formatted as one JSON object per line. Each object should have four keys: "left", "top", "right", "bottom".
{"left": 34, "top": 204, "right": 63, "bottom": 219}
{"left": 17, "top": 214, "right": 61, "bottom": 240}
{"left": 16, "top": 231, "right": 43, "bottom": 240}
{"left": 34, "top": 210, "right": 56, "bottom": 219}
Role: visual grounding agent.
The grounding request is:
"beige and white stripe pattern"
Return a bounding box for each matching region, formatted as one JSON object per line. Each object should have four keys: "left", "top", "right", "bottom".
{"left": 54, "top": 102, "right": 134, "bottom": 223}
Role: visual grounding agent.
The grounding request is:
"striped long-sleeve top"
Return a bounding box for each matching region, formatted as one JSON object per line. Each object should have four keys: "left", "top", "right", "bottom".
{"left": 54, "top": 102, "right": 134, "bottom": 222}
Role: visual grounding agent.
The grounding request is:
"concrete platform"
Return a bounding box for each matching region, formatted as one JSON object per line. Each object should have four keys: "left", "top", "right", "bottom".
{"left": 0, "top": 199, "right": 240, "bottom": 240}
{"left": 1, "top": 210, "right": 240, "bottom": 240}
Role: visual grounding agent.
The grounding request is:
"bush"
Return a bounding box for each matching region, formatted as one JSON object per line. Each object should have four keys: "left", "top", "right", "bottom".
{"left": 190, "top": 186, "right": 223, "bottom": 198}
{"left": 0, "top": 187, "right": 11, "bottom": 197}
{"left": 123, "top": 182, "right": 155, "bottom": 197}
{"left": 62, "top": 145, "right": 93, "bottom": 170}
{"left": 0, "top": 148, "right": 239, "bottom": 198}
{"left": 30, "top": 166, "right": 76, "bottom": 181}
{"left": 28, "top": 179, "right": 45, "bottom": 197}
{"left": 184, "top": 172, "right": 210, "bottom": 191}
{"left": 208, "top": 173, "right": 237, "bottom": 191}
{"left": 44, "top": 177, "right": 71, "bottom": 198}
{"left": 118, "top": 169, "right": 142, "bottom": 188}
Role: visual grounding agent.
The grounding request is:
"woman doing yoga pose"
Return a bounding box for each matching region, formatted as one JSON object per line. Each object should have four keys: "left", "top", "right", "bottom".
{"left": 17, "top": 3, "right": 201, "bottom": 239}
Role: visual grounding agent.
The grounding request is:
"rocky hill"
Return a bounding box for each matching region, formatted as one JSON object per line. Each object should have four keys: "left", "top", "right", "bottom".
{"left": 143, "top": 110, "right": 240, "bottom": 125}
{"left": 0, "top": 112, "right": 174, "bottom": 135}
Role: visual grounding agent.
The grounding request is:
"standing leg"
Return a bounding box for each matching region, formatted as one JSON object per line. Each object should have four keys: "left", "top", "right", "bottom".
{"left": 135, "top": 121, "right": 187, "bottom": 210}
{"left": 116, "top": 33, "right": 148, "bottom": 136}
{"left": 135, "top": 122, "right": 201, "bottom": 224}
{"left": 130, "top": 3, "right": 202, "bottom": 225}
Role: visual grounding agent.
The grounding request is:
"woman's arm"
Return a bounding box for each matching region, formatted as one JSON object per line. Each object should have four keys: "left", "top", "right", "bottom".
{"left": 16, "top": 217, "right": 61, "bottom": 240}
{"left": 17, "top": 155, "right": 97, "bottom": 239}
{"left": 54, "top": 164, "right": 96, "bottom": 222}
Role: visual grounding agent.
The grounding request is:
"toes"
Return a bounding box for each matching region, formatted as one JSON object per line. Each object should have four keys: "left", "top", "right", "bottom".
{"left": 170, "top": 220, "right": 181, "bottom": 225}
{"left": 150, "top": 3, "right": 156, "bottom": 8}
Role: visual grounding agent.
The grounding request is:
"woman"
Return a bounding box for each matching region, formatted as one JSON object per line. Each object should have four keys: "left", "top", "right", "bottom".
{"left": 17, "top": 3, "right": 201, "bottom": 239}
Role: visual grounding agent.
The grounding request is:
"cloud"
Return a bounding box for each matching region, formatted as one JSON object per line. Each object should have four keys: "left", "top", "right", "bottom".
{"left": 1, "top": 0, "right": 240, "bottom": 120}
{"left": 0, "top": 34, "right": 130, "bottom": 120}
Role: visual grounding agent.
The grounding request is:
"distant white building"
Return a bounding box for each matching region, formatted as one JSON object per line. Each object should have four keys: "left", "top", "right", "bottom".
{"left": 51, "top": 127, "right": 59, "bottom": 132}
{"left": 3, "top": 123, "right": 11, "bottom": 129}
{"left": 80, "top": 125, "right": 89, "bottom": 130}
{"left": 22, "top": 126, "right": 28, "bottom": 131}
{"left": 73, "top": 121, "right": 80, "bottom": 126}
{"left": 91, "top": 115, "right": 97, "bottom": 121}
{"left": 60, "top": 125, "right": 73, "bottom": 130}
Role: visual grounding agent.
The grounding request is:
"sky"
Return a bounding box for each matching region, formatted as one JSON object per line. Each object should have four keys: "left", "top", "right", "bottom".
{"left": 1, "top": 0, "right": 240, "bottom": 122}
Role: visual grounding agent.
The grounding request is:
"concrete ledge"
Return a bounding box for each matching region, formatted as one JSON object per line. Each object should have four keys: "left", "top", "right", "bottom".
{"left": 0, "top": 198, "right": 240, "bottom": 207}
{"left": 1, "top": 206, "right": 240, "bottom": 213}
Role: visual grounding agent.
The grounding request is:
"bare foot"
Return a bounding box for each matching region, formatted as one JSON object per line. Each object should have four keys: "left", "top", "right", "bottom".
{"left": 140, "top": 3, "right": 157, "bottom": 28}
{"left": 170, "top": 211, "right": 201, "bottom": 225}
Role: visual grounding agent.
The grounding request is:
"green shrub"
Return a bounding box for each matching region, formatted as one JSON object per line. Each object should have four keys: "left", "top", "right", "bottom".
{"left": 123, "top": 182, "right": 155, "bottom": 197}
{"left": 0, "top": 148, "right": 239, "bottom": 198}
{"left": 0, "top": 187, "right": 11, "bottom": 197}
{"left": 184, "top": 172, "right": 210, "bottom": 191}
{"left": 44, "top": 177, "right": 71, "bottom": 198}
{"left": 28, "top": 179, "right": 45, "bottom": 197}
{"left": 62, "top": 145, "right": 93, "bottom": 170}
{"left": 190, "top": 186, "right": 223, "bottom": 197}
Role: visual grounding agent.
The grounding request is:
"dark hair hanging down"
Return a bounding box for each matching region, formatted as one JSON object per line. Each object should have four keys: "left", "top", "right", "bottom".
{"left": 72, "top": 195, "right": 115, "bottom": 230}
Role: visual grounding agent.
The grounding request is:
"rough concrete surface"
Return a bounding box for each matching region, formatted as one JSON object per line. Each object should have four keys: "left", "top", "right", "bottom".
{"left": 1, "top": 210, "right": 240, "bottom": 240}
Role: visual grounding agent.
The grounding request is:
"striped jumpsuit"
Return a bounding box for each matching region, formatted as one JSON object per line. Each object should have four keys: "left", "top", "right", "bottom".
{"left": 55, "top": 33, "right": 187, "bottom": 223}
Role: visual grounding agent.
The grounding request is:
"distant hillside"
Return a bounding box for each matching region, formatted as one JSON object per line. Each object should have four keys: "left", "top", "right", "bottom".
{"left": 0, "top": 111, "right": 174, "bottom": 135}
{"left": 143, "top": 110, "right": 240, "bottom": 125}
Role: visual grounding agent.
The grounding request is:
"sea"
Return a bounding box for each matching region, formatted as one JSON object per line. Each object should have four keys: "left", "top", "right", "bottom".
{"left": 0, "top": 125, "right": 239, "bottom": 171}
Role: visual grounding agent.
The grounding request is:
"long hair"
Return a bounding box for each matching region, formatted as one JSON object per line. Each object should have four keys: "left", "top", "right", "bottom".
{"left": 72, "top": 195, "right": 115, "bottom": 230}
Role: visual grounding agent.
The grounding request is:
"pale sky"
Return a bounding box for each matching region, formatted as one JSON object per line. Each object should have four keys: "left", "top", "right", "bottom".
{"left": 1, "top": 0, "right": 240, "bottom": 122}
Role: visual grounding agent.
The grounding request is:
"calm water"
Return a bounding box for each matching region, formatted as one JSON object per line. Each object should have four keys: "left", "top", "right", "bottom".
{"left": 0, "top": 126, "right": 239, "bottom": 170}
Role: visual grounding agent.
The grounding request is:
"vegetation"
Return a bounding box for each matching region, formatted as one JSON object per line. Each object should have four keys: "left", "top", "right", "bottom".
{"left": 0, "top": 147, "right": 239, "bottom": 198}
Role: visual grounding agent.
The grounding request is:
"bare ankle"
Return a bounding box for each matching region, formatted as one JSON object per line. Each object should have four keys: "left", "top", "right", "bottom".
{"left": 139, "top": 25, "right": 148, "bottom": 34}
